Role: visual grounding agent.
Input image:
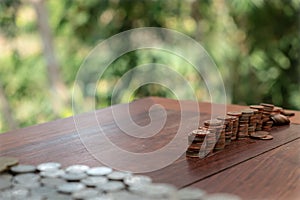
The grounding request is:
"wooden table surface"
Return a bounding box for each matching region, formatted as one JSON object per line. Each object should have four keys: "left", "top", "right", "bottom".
{"left": 0, "top": 97, "right": 299, "bottom": 200}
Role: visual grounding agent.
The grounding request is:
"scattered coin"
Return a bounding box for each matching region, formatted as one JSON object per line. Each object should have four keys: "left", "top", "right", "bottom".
{"left": 40, "top": 169, "right": 65, "bottom": 178}
{"left": 81, "top": 176, "right": 108, "bottom": 187}
{"left": 107, "top": 171, "right": 131, "bottom": 181}
{"left": 57, "top": 182, "right": 86, "bottom": 194}
{"left": 0, "top": 164, "right": 7, "bottom": 173}
{"left": 249, "top": 131, "right": 269, "bottom": 139}
{"left": 41, "top": 177, "right": 67, "bottom": 188}
{"left": 65, "top": 165, "right": 89, "bottom": 174}
{"left": 0, "top": 156, "right": 19, "bottom": 167}
{"left": 177, "top": 187, "right": 206, "bottom": 200}
{"left": 72, "top": 188, "right": 100, "bottom": 199}
{"left": 0, "top": 179, "right": 11, "bottom": 190}
{"left": 261, "top": 135, "right": 273, "bottom": 140}
{"left": 11, "top": 164, "right": 36, "bottom": 173}
{"left": 124, "top": 175, "right": 152, "bottom": 186}
{"left": 14, "top": 173, "right": 40, "bottom": 184}
{"left": 86, "top": 167, "right": 113, "bottom": 176}
{"left": 60, "top": 172, "right": 87, "bottom": 181}
{"left": 97, "top": 181, "right": 125, "bottom": 192}
{"left": 37, "top": 162, "right": 61, "bottom": 171}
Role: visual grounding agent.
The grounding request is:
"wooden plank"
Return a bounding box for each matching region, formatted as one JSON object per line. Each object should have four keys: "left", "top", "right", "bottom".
{"left": 188, "top": 139, "right": 300, "bottom": 200}
{"left": 0, "top": 97, "right": 299, "bottom": 191}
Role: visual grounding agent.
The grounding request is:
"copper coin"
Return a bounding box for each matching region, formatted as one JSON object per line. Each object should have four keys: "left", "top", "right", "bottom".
{"left": 261, "top": 135, "right": 273, "bottom": 140}
{"left": 249, "top": 131, "right": 269, "bottom": 139}
{"left": 0, "top": 156, "right": 19, "bottom": 167}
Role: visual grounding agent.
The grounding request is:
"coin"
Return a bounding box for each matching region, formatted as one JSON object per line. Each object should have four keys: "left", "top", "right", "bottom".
{"left": 124, "top": 175, "right": 152, "bottom": 186}
{"left": 97, "top": 181, "right": 125, "bottom": 192}
{"left": 57, "top": 182, "right": 85, "bottom": 194}
{"left": 0, "top": 179, "right": 11, "bottom": 190}
{"left": 81, "top": 176, "right": 108, "bottom": 187}
{"left": 0, "top": 188, "right": 29, "bottom": 199}
{"left": 107, "top": 171, "right": 131, "bottom": 181}
{"left": 86, "top": 167, "right": 113, "bottom": 176}
{"left": 60, "top": 172, "right": 87, "bottom": 181}
{"left": 0, "top": 164, "right": 7, "bottom": 173}
{"left": 177, "top": 188, "right": 206, "bottom": 200}
{"left": 205, "top": 193, "right": 242, "bottom": 200}
{"left": 41, "top": 177, "right": 67, "bottom": 188}
{"left": 72, "top": 188, "right": 100, "bottom": 199}
{"left": 14, "top": 173, "right": 40, "bottom": 184}
{"left": 0, "top": 156, "right": 19, "bottom": 167}
{"left": 37, "top": 162, "right": 61, "bottom": 171}
{"left": 261, "top": 135, "right": 273, "bottom": 140}
{"left": 40, "top": 169, "right": 65, "bottom": 178}
{"left": 65, "top": 165, "right": 90, "bottom": 174}
{"left": 31, "top": 186, "right": 57, "bottom": 198}
{"left": 10, "top": 164, "right": 36, "bottom": 173}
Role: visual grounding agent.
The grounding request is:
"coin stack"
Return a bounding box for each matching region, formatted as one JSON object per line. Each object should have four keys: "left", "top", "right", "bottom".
{"left": 186, "top": 128, "right": 216, "bottom": 158}
{"left": 250, "top": 105, "right": 264, "bottom": 131}
{"left": 260, "top": 103, "right": 274, "bottom": 132}
{"left": 203, "top": 120, "right": 225, "bottom": 152}
{"left": 227, "top": 112, "right": 241, "bottom": 140}
{"left": 0, "top": 157, "right": 242, "bottom": 200}
{"left": 238, "top": 110, "right": 253, "bottom": 138}
{"left": 247, "top": 109, "right": 258, "bottom": 136}
{"left": 272, "top": 106, "right": 283, "bottom": 115}
{"left": 217, "top": 116, "right": 233, "bottom": 145}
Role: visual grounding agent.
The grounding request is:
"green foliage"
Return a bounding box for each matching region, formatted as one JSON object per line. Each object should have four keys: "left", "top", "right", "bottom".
{"left": 0, "top": 0, "right": 299, "bottom": 133}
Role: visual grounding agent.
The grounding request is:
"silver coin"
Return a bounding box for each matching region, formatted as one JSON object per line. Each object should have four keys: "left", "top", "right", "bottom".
{"left": 41, "top": 177, "right": 67, "bottom": 188}
{"left": 107, "top": 171, "right": 131, "bottom": 181}
{"left": 109, "top": 191, "right": 147, "bottom": 200}
{"left": 72, "top": 188, "right": 100, "bottom": 199}
{"left": 57, "top": 182, "right": 86, "bottom": 194}
{"left": 177, "top": 188, "right": 206, "bottom": 200}
{"left": 97, "top": 181, "right": 125, "bottom": 192}
{"left": 81, "top": 176, "right": 108, "bottom": 187}
{"left": 46, "top": 192, "right": 73, "bottom": 200}
{"left": 30, "top": 186, "right": 57, "bottom": 198}
{"left": 204, "top": 193, "right": 242, "bottom": 200}
{"left": 37, "top": 162, "right": 61, "bottom": 171}
{"left": 0, "top": 188, "right": 29, "bottom": 199}
{"left": 10, "top": 164, "right": 36, "bottom": 173}
{"left": 124, "top": 175, "right": 152, "bottom": 186}
{"left": 65, "top": 165, "right": 90, "bottom": 174}
{"left": 130, "top": 183, "right": 177, "bottom": 198}
{"left": 0, "top": 173, "right": 13, "bottom": 181}
{"left": 87, "top": 195, "right": 114, "bottom": 200}
{"left": 40, "top": 169, "right": 65, "bottom": 178}
{"left": 60, "top": 172, "right": 87, "bottom": 181}
{"left": 86, "top": 167, "right": 113, "bottom": 176}
{"left": 14, "top": 173, "right": 40, "bottom": 184}
{"left": 13, "top": 180, "right": 41, "bottom": 189}
{"left": 0, "top": 179, "right": 11, "bottom": 190}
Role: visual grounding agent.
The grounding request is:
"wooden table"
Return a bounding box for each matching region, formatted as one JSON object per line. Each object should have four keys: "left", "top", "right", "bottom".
{"left": 1, "top": 97, "right": 299, "bottom": 199}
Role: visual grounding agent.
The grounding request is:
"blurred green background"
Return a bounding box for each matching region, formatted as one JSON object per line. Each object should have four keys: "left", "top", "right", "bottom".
{"left": 0, "top": 0, "right": 299, "bottom": 133}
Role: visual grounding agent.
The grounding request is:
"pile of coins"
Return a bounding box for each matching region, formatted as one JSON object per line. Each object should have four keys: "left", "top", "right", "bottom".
{"left": 0, "top": 157, "right": 242, "bottom": 200}
{"left": 186, "top": 102, "right": 294, "bottom": 158}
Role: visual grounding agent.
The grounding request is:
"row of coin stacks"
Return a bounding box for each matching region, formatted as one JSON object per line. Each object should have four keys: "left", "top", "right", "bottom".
{"left": 186, "top": 103, "right": 289, "bottom": 158}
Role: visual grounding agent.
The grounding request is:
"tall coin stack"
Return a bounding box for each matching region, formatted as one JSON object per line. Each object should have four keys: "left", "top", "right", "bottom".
{"left": 227, "top": 112, "right": 241, "bottom": 140}
{"left": 250, "top": 105, "right": 264, "bottom": 131}
{"left": 203, "top": 120, "right": 225, "bottom": 152}
{"left": 186, "top": 129, "right": 215, "bottom": 158}
{"left": 248, "top": 109, "right": 258, "bottom": 136}
{"left": 238, "top": 110, "right": 252, "bottom": 138}
{"left": 260, "top": 103, "right": 274, "bottom": 132}
{"left": 217, "top": 116, "right": 233, "bottom": 145}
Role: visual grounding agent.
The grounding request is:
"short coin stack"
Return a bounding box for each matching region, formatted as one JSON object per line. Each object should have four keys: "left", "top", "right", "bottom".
{"left": 0, "top": 157, "right": 241, "bottom": 200}
{"left": 217, "top": 116, "right": 233, "bottom": 145}
{"left": 249, "top": 105, "right": 264, "bottom": 131}
{"left": 204, "top": 120, "right": 225, "bottom": 152}
{"left": 226, "top": 112, "right": 241, "bottom": 140}
{"left": 186, "top": 128, "right": 216, "bottom": 158}
{"left": 260, "top": 103, "right": 274, "bottom": 132}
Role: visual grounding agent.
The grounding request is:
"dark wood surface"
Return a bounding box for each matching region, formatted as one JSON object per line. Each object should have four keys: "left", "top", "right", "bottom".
{"left": 0, "top": 97, "right": 299, "bottom": 200}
